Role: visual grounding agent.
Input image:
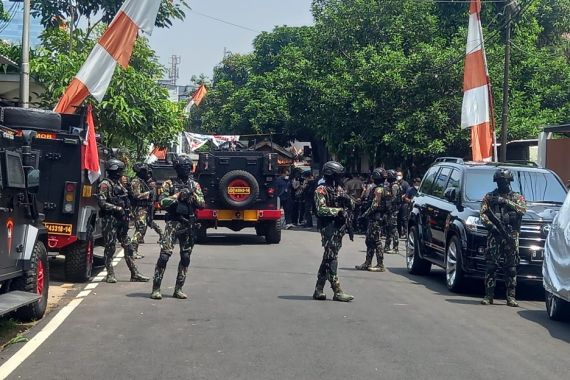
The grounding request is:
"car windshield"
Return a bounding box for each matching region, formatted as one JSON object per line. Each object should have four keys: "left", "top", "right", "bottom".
{"left": 464, "top": 169, "right": 567, "bottom": 203}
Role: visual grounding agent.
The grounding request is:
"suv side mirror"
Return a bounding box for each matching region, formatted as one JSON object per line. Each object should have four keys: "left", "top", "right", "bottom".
{"left": 444, "top": 187, "right": 458, "bottom": 203}
{"left": 27, "top": 169, "right": 40, "bottom": 194}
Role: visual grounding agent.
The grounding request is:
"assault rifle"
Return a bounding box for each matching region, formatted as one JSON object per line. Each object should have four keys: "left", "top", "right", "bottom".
{"left": 175, "top": 215, "right": 201, "bottom": 240}
{"left": 336, "top": 193, "right": 355, "bottom": 241}
{"left": 482, "top": 207, "right": 517, "bottom": 248}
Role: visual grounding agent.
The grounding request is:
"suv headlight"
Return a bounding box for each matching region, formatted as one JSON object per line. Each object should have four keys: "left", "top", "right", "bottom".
{"left": 465, "top": 216, "right": 484, "bottom": 232}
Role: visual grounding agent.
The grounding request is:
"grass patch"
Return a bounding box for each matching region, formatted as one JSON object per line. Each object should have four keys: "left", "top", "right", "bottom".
{"left": 0, "top": 318, "right": 34, "bottom": 349}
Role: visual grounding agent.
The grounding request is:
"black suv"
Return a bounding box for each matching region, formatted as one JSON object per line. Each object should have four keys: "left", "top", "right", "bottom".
{"left": 406, "top": 158, "right": 567, "bottom": 291}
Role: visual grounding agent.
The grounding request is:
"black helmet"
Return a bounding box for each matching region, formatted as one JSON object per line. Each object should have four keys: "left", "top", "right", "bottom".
{"left": 322, "top": 161, "right": 345, "bottom": 177}
{"left": 371, "top": 168, "right": 386, "bottom": 181}
{"left": 386, "top": 169, "right": 397, "bottom": 182}
{"left": 173, "top": 154, "right": 193, "bottom": 177}
{"left": 493, "top": 168, "right": 514, "bottom": 183}
{"left": 106, "top": 158, "right": 125, "bottom": 174}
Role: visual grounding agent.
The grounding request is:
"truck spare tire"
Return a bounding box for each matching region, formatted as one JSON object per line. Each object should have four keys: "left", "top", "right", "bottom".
{"left": 1, "top": 107, "right": 61, "bottom": 131}
{"left": 219, "top": 170, "right": 260, "bottom": 208}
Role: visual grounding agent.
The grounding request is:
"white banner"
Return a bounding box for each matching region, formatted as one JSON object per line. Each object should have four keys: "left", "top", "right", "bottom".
{"left": 184, "top": 132, "right": 240, "bottom": 151}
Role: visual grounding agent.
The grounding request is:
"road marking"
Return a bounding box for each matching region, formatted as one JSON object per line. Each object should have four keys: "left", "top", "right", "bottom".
{"left": 0, "top": 249, "right": 125, "bottom": 379}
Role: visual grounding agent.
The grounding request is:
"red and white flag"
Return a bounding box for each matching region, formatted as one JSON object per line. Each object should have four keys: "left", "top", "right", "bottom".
{"left": 184, "top": 84, "right": 208, "bottom": 114}
{"left": 54, "top": 0, "right": 161, "bottom": 114}
{"left": 83, "top": 105, "right": 101, "bottom": 183}
{"left": 145, "top": 145, "right": 168, "bottom": 164}
{"left": 461, "top": 0, "right": 494, "bottom": 162}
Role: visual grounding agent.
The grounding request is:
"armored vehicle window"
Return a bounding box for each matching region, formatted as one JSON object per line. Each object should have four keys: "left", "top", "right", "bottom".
{"left": 420, "top": 166, "right": 440, "bottom": 196}
{"left": 432, "top": 167, "right": 452, "bottom": 198}
{"left": 448, "top": 169, "right": 462, "bottom": 190}
{"left": 1, "top": 151, "right": 26, "bottom": 189}
{"left": 464, "top": 168, "right": 566, "bottom": 203}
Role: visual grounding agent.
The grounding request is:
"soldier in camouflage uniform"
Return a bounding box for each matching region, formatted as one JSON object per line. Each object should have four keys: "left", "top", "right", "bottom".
{"left": 97, "top": 158, "right": 149, "bottom": 283}
{"left": 356, "top": 168, "right": 387, "bottom": 272}
{"left": 143, "top": 177, "right": 164, "bottom": 241}
{"left": 383, "top": 170, "right": 402, "bottom": 254}
{"left": 480, "top": 168, "right": 527, "bottom": 307}
{"left": 130, "top": 163, "right": 159, "bottom": 259}
{"left": 150, "top": 154, "right": 205, "bottom": 300}
{"left": 312, "top": 161, "right": 354, "bottom": 302}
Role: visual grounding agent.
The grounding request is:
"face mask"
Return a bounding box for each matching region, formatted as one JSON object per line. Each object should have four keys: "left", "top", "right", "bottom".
{"left": 284, "top": 176, "right": 289, "bottom": 180}
{"left": 414, "top": 185, "right": 420, "bottom": 190}
{"left": 397, "top": 175, "right": 403, "bottom": 181}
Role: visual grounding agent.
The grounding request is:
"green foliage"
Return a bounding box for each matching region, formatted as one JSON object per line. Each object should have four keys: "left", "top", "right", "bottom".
{"left": 192, "top": 0, "right": 570, "bottom": 169}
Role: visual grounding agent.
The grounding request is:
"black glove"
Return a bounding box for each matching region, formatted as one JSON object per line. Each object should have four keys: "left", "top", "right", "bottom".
{"left": 179, "top": 188, "right": 191, "bottom": 201}
{"left": 337, "top": 209, "right": 348, "bottom": 221}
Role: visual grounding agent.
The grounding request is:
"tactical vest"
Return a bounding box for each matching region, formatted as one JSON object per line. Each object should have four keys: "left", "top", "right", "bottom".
{"left": 316, "top": 185, "right": 340, "bottom": 227}
{"left": 489, "top": 191, "right": 522, "bottom": 233}
{"left": 130, "top": 177, "right": 153, "bottom": 208}
{"left": 165, "top": 177, "right": 197, "bottom": 219}
{"left": 100, "top": 178, "right": 130, "bottom": 216}
{"left": 367, "top": 184, "right": 383, "bottom": 221}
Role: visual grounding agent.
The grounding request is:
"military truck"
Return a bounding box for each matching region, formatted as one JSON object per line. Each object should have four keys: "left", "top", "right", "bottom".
{"left": 0, "top": 127, "right": 49, "bottom": 321}
{"left": 0, "top": 107, "right": 100, "bottom": 282}
{"left": 195, "top": 150, "right": 283, "bottom": 243}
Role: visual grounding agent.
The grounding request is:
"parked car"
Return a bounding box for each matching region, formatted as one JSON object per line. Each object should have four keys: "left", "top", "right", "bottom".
{"left": 543, "top": 190, "right": 570, "bottom": 321}
{"left": 407, "top": 157, "right": 567, "bottom": 292}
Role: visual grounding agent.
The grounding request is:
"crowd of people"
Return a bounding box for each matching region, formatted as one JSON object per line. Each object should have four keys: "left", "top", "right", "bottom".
{"left": 275, "top": 167, "right": 421, "bottom": 235}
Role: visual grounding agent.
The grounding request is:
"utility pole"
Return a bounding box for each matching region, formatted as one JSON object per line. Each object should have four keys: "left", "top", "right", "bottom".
{"left": 69, "top": 0, "right": 75, "bottom": 53}
{"left": 500, "top": 0, "right": 516, "bottom": 162}
{"left": 168, "top": 55, "right": 181, "bottom": 85}
{"left": 20, "top": 0, "right": 31, "bottom": 108}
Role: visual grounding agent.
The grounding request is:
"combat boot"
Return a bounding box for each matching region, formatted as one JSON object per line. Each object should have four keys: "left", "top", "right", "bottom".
{"left": 332, "top": 281, "right": 354, "bottom": 302}
{"left": 506, "top": 298, "right": 519, "bottom": 307}
{"left": 355, "top": 254, "right": 373, "bottom": 270}
{"left": 312, "top": 277, "right": 326, "bottom": 300}
{"left": 130, "top": 271, "right": 150, "bottom": 282}
{"left": 173, "top": 288, "right": 188, "bottom": 299}
{"left": 480, "top": 296, "right": 494, "bottom": 305}
{"left": 105, "top": 266, "right": 117, "bottom": 283}
{"left": 133, "top": 253, "right": 144, "bottom": 259}
{"left": 368, "top": 264, "right": 385, "bottom": 272}
{"left": 150, "top": 289, "right": 162, "bottom": 300}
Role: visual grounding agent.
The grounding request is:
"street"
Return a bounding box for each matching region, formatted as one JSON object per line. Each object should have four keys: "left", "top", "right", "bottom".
{"left": 1, "top": 225, "right": 570, "bottom": 380}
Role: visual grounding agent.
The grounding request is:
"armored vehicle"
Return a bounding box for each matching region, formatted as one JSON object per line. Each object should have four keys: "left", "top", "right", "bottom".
{"left": 0, "top": 127, "right": 49, "bottom": 321}
{"left": 0, "top": 107, "right": 101, "bottom": 282}
{"left": 195, "top": 150, "right": 283, "bottom": 243}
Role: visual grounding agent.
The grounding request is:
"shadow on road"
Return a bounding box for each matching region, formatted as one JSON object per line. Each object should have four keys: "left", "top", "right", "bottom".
{"left": 278, "top": 295, "right": 314, "bottom": 301}
{"left": 198, "top": 233, "right": 267, "bottom": 246}
{"left": 518, "top": 309, "right": 570, "bottom": 343}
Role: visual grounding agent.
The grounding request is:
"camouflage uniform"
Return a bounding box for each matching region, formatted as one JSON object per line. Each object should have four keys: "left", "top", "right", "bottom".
{"left": 383, "top": 181, "right": 401, "bottom": 253}
{"left": 97, "top": 177, "right": 148, "bottom": 283}
{"left": 151, "top": 176, "right": 205, "bottom": 299}
{"left": 313, "top": 183, "right": 354, "bottom": 302}
{"left": 480, "top": 190, "right": 527, "bottom": 306}
{"left": 357, "top": 185, "right": 385, "bottom": 271}
{"left": 130, "top": 176, "right": 155, "bottom": 257}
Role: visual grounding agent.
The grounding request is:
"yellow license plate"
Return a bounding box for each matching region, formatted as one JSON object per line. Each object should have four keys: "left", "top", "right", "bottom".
{"left": 44, "top": 222, "right": 73, "bottom": 236}
{"left": 216, "top": 210, "right": 258, "bottom": 221}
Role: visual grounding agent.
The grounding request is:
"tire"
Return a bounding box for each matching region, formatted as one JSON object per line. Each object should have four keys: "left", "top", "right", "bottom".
{"left": 406, "top": 225, "right": 431, "bottom": 275}
{"left": 195, "top": 225, "right": 208, "bottom": 244}
{"left": 446, "top": 235, "right": 466, "bottom": 292}
{"left": 12, "top": 241, "right": 49, "bottom": 322}
{"left": 255, "top": 224, "right": 267, "bottom": 236}
{"left": 265, "top": 220, "right": 282, "bottom": 244}
{"left": 218, "top": 170, "right": 260, "bottom": 209}
{"left": 545, "top": 290, "right": 570, "bottom": 321}
{"left": 64, "top": 227, "right": 94, "bottom": 283}
{"left": 1, "top": 107, "right": 61, "bottom": 131}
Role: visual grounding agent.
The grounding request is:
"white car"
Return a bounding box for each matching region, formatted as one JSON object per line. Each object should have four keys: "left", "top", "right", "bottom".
{"left": 543, "top": 190, "right": 570, "bottom": 321}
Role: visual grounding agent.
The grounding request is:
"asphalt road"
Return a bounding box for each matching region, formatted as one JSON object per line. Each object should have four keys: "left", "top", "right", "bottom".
{"left": 2, "top": 225, "right": 570, "bottom": 380}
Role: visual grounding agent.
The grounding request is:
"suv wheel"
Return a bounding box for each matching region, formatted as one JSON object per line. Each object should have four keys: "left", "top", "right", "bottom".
{"left": 64, "top": 226, "right": 94, "bottom": 283}
{"left": 546, "top": 290, "right": 570, "bottom": 321}
{"left": 12, "top": 241, "right": 49, "bottom": 321}
{"left": 406, "top": 226, "right": 431, "bottom": 275}
{"left": 446, "top": 235, "right": 465, "bottom": 292}
{"left": 265, "top": 220, "right": 282, "bottom": 244}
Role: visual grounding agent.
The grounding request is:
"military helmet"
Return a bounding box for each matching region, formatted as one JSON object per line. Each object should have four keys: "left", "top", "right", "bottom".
{"left": 173, "top": 154, "right": 193, "bottom": 168}
{"left": 133, "top": 162, "right": 149, "bottom": 173}
{"left": 106, "top": 158, "right": 125, "bottom": 173}
{"left": 321, "top": 161, "right": 345, "bottom": 177}
{"left": 371, "top": 168, "right": 386, "bottom": 181}
{"left": 493, "top": 168, "right": 514, "bottom": 183}
{"left": 386, "top": 169, "right": 397, "bottom": 182}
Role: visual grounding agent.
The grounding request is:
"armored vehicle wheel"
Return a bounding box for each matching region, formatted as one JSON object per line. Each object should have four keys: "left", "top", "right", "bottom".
{"left": 265, "top": 219, "right": 282, "bottom": 244}
{"left": 255, "top": 225, "right": 266, "bottom": 236}
{"left": 196, "top": 225, "right": 208, "bottom": 244}
{"left": 406, "top": 226, "right": 431, "bottom": 275}
{"left": 1, "top": 107, "right": 61, "bottom": 131}
{"left": 64, "top": 227, "right": 94, "bottom": 282}
{"left": 12, "top": 241, "right": 49, "bottom": 322}
{"left": 219, "top": 170, "right": 260, "bottom": 208}
{"left": 546, "top": 290, "right": 570, "bottom": 321}
{"left": 446, "top": 235, "right": 466, "bottom": 292}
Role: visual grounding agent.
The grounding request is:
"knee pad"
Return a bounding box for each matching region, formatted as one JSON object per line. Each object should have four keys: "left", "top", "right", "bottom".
{"left": 157, "top": 252, "right": 171, "bottom": 268}
{"left": 505, "top": 266, "right": 517, "bottom": 278}
{"left": 180, "top": 251, "right": 191, "bottom": 267}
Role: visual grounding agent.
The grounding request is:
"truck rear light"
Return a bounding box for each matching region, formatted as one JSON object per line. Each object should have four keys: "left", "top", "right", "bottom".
{"left": 267, "top": 187, "right": 275, "bottom": 197}
{"left": 62, "top": 181, "right": 77, "bottom": 214}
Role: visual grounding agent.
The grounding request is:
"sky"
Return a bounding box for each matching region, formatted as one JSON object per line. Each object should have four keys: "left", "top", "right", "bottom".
{"left": 148, "top": 0, "right": 314, "bottom": 85}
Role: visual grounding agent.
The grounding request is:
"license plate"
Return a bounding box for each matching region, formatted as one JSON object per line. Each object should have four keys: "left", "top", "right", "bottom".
{"left": 530, "top": 250, "right": 544, "bottom": 261}
{"left": 44, "top": 222, "right": 73, "bottom": 236}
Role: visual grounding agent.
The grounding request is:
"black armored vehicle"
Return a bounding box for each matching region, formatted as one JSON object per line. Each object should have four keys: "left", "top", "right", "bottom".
{"left": 0, "top": 107, "right": 101, "bottom": 282}
{"left": 406, "top": 158, "right": 567, "bottom": 292}
{"left": 0, "top": 128, "right": 49, "bottom": 321}
{"left": 195, "top": 149, "right": 283, "bottom": 243}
